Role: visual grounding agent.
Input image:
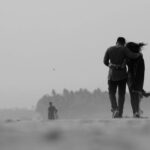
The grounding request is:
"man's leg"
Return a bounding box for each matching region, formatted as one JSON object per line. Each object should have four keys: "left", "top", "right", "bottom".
{"left": 118, "top": 79, "right": 126, "bottom": 117}
{"left": 108, "top": 80, "right": 118, "bottom": 116}
{"left": 49, "top": 113, "right": 54, "bottom": 120}
{"left": 52, "top": 113, "right": 55, "bottom": 120}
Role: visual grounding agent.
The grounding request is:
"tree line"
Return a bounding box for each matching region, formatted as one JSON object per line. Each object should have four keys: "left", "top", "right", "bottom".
{"left": 36, "top": 88, "right": 110, "bottom": 119}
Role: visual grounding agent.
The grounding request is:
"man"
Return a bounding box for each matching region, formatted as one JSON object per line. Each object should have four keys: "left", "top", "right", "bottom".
{"left": 48, "top": 102, "right": 58, "bottom": 120}
{"left": 103, "top": 37, "right": 141, "bottom": 118}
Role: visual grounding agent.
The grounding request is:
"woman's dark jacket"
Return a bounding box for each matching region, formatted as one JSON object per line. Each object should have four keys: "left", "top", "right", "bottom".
{"left": 127, "top": 55, "right": 145, "bottom": 92}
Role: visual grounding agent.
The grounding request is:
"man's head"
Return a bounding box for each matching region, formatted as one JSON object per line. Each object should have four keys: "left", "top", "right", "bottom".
{"left": 116, "top": 37, "right": 126, "bottom": 46}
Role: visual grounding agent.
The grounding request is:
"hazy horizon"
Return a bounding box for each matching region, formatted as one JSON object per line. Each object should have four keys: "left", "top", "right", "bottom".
{"left": 0, "top": 0, "right": 150, "bottom": 108}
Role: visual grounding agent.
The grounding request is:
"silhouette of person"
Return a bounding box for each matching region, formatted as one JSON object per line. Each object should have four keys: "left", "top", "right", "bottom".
{"left": 103, "top": 37, "right": 141, "bottom": 118}
{"left": 48, "top": 102, "right": 58, "bottom": 120}
{"left": 126, "top": 42, "right": 150, "bottom": 118}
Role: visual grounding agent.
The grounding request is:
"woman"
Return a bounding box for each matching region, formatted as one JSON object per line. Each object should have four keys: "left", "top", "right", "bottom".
{"left": 126, "top": 42, "right": 150, "bottom": 118}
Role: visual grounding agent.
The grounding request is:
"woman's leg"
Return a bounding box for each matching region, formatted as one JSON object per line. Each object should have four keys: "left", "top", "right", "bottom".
{"left": 132, "top": 91, "right": 140, "bottom": 117}
{"left": 129, "top": 88, "right": 136, "bottom": 115}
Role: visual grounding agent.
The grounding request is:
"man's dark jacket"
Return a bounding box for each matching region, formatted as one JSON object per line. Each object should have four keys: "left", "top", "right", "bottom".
{"left": 104, "top": 45, "right": 140, "bottom": 81}
{"left": 127, "top": 55, "right": 145, "bottom": 91}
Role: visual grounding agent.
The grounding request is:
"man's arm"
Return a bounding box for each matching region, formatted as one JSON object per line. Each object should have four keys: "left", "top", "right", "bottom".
{"left": 103, "top": 49, "right": 109, "bottom": 66}
{"left": 124, "top": 47, "right": 141, "bottom": 59}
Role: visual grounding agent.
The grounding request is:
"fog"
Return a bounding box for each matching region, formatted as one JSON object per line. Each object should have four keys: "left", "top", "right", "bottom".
{"left": 0, "top": 0, "right": 150, "bottom": 108}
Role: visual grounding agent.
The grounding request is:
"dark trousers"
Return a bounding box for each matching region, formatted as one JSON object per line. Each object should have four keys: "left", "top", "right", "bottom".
{"left": 129, "top": 88, "right": 140, "bottom": 114}
{"left": 48, "top": 113, "right": 55, "bottom": 120}
{"left": 108, "top": 79, "right": 126, "bottom": 117}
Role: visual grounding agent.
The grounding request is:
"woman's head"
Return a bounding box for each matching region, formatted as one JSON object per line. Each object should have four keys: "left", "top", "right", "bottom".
{"left": 126, "top": 42, "right": 146, "bottom": 53}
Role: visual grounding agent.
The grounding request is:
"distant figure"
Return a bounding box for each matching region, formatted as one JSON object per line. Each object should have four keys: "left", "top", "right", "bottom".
{"left": 103, "top": 37, "right": 141, "bottom": 118}
{"left": 48, "top": 102, "right": 58, "bottom": 120}
{"left": 126, "top": 42, "right": 150, "bottom": 118}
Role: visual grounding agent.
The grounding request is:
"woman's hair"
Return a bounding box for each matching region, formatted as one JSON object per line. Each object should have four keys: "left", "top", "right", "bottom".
{"left": 126, "top": 42, "right": 146, "bottom": 53}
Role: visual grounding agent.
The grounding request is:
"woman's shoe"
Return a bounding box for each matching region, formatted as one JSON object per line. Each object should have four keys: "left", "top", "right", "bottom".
{"left": 142, "top": 90, "right": 150, "bottom": 97}
{"left": 133, "top": 112, "right": 140, "bottom": 118}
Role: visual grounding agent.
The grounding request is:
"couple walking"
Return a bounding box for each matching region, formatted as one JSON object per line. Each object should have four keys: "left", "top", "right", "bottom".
{"left": 104, "top": 37, "right": 150, "bottom": 118}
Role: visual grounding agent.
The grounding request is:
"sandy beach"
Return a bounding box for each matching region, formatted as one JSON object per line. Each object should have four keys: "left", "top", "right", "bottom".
{"left": 0, "top": 119, "right": 150, "bottom": 150}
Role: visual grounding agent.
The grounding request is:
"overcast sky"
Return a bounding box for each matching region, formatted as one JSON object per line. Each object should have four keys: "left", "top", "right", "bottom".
{"left": 0, "top": 0, "right": 150, "bottom": 108}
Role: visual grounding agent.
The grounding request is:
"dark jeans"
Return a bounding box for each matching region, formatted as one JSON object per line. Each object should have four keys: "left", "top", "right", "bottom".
{"left": 48, "top": 113, "right": 55, "bottom": 120}
{"left": 108, "top": 79, "right": 126, "bottom": 117}
{"left": 129, "top": 88, "right": 140, "bottom": 114}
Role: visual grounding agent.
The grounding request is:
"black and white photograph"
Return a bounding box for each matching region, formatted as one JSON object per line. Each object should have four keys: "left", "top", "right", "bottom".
{"left": 0, "top": 0, "right": 150, "bottom": 149}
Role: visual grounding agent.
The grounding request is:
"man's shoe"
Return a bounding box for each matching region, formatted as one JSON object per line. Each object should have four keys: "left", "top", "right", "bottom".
{"left": 139, "top": 109, "right": 143, "bottom": 115}
{"left": 112, "top": 110, "right": 119, "bottom": 118}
